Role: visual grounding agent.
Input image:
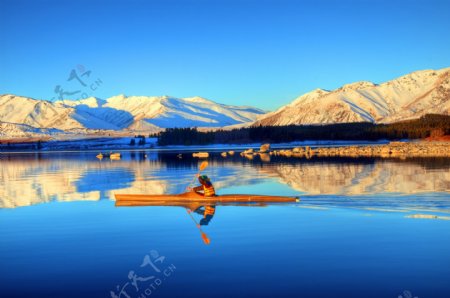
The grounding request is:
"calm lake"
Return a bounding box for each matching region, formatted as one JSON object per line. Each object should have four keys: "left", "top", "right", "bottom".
{"left": 1, "top": 149, "right": 450, "bottom": 298}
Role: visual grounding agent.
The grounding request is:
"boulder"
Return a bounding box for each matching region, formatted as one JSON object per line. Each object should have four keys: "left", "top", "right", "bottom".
{"left": 243, "top": 148, "right": 254, "bottom": 154}
{"left": 259, "top": 143, "right": 271, "bottom": 153}
{"left": 192, "top": 152, "right": 209, "bottom": 158}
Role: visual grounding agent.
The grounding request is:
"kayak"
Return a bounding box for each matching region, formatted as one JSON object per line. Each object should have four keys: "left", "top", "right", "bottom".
{"left": 115, "top": 192, "right": 299, "bottom": 207}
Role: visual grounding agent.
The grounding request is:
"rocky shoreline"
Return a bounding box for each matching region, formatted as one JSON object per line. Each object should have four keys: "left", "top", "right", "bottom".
{"left": 236, "top": 141, "right": 450, "bottom": 159}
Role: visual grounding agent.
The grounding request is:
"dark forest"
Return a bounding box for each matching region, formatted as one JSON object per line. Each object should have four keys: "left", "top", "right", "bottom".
{"left": 156, "top": 114, "right": 450, "bottom": 145}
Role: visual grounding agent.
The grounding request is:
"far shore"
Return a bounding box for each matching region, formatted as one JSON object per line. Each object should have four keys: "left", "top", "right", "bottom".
{"left": 0, "top": 136, "right": 395, "bottom": 153}
{"left": 267, "top": 141, "right": 450, "bottom": 159}
{"left": 0, "top": 136, "right": 449, "bottom": 159}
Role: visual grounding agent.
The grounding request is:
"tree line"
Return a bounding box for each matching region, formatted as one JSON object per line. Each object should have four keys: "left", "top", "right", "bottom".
{"left": 156, "top": 114, "right": 450, "bottom": 145}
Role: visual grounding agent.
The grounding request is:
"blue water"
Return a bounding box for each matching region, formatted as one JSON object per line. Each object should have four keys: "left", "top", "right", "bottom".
{"left": 1, "top": 151, "right": 449, "bottom": 298}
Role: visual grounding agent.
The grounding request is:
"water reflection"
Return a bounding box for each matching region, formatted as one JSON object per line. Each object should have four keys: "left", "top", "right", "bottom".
{"left": 261, "top": 160, "right": 450, "bottom": 195}
{"left": 75, "top": 167, "right": 135, "bottom": 193}
{"left": 0, "top": 151, "right": 449, "bottom": 210}
{"left": 187, "top": 205, "right": 214, "bottom": 245}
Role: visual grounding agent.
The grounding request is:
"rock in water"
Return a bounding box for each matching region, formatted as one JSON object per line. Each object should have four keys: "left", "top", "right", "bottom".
{"left": 243, "top": 148, "right": 254, "bottom": 154}
{"left": 193, "top": 152, "right": 209, "bottom": 158}
{"left": 260, "top": 143, "right": 271, "bottom": 153}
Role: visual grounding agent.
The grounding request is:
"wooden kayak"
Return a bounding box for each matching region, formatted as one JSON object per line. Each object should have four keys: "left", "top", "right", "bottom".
{"left": 114, "top": 192, "right": 299, "bottom": 207}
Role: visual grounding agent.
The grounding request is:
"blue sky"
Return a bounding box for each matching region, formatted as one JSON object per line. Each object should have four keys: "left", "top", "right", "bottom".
{"left": 1, "top": 0, "right": 449, "bottom": 110}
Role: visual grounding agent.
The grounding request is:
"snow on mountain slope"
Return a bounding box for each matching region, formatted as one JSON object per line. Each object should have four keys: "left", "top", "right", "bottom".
{"left": 68, "top": 95, "right": 265, "bottom": 129}
{"left": 254, "top": 67, "right": 450, "bottom": 126}
{"left": 148, "top": 96, "right": 263, "bottom": 128}
{"left": 0, "top": 94, "right": 265, "bottom": 137}
{"left": 70, "top": 103, "right": 135, "bottom": 130}
{"left": 0, "top": 95, "right": 84, "bottom": 130}
{"left": 0, "top": 122, "right": 64, "bottom": 138}
{"left": 126, "top": 120, "right": 161, "bottom": 133}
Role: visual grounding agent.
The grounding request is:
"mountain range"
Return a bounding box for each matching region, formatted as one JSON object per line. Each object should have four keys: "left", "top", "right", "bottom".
{"left": 0, "top": 67, "right": 449, "bottom": 138}
{"left": 0, "top": 95, "right": 264, "bottom": 138}
{"left": 254, "top": 67, "right": 450, "bottom": 126}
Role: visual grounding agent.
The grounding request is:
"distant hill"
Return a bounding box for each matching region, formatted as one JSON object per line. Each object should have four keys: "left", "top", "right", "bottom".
{"left": 254, "top": 67, "right": 450, "bottom": 126}
{"left": 0, "top": 94, "right": 264, "bottom": 138}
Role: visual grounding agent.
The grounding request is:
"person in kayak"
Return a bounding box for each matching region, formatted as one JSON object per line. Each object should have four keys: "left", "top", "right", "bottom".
{"left": 189, "top": 175, "right": 216, "bottom": 197}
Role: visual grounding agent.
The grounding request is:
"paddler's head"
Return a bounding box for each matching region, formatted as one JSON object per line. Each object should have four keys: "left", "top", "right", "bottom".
{"left": 198, "top": 175, "right": 211, "bottom": 186}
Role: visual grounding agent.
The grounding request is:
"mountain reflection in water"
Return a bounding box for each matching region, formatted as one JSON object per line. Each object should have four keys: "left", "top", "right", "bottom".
{"left": 0, "top": 151, "right": 449, "bottom": 212}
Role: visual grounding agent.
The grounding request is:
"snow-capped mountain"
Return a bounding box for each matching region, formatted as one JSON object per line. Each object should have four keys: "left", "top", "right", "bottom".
{"left": 1, "top": 67, "right": 449, "bottom": 139}
{"left": 254, "top": 67, "right": 450, "bottom": 126}
{"left": 0, "top": 94, "right": 264, "bottom": 137}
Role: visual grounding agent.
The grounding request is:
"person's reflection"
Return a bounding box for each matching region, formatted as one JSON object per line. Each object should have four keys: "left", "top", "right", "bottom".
{"left": 186, "top": 204, "right": 215, "bottom": 245}
{"left": 189, "top": 205, "right": 216, "bottom": 226}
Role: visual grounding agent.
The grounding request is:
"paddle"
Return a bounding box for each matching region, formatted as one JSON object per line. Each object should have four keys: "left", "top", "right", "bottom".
{"left": 186, "top": 161, "right": 209, "bottom": 191}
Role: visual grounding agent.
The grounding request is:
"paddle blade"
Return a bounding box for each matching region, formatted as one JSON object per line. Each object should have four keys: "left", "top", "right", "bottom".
{"left": 201, "top": 232, "right": 211, "bottom": 245}
{"left": 199, "top": 161, "right": 209, "bottom": 171}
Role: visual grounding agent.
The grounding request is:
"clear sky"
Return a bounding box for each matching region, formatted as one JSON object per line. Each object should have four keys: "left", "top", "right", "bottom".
{"left": 1, "top": 0, "right": 449, "bottom": 110}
